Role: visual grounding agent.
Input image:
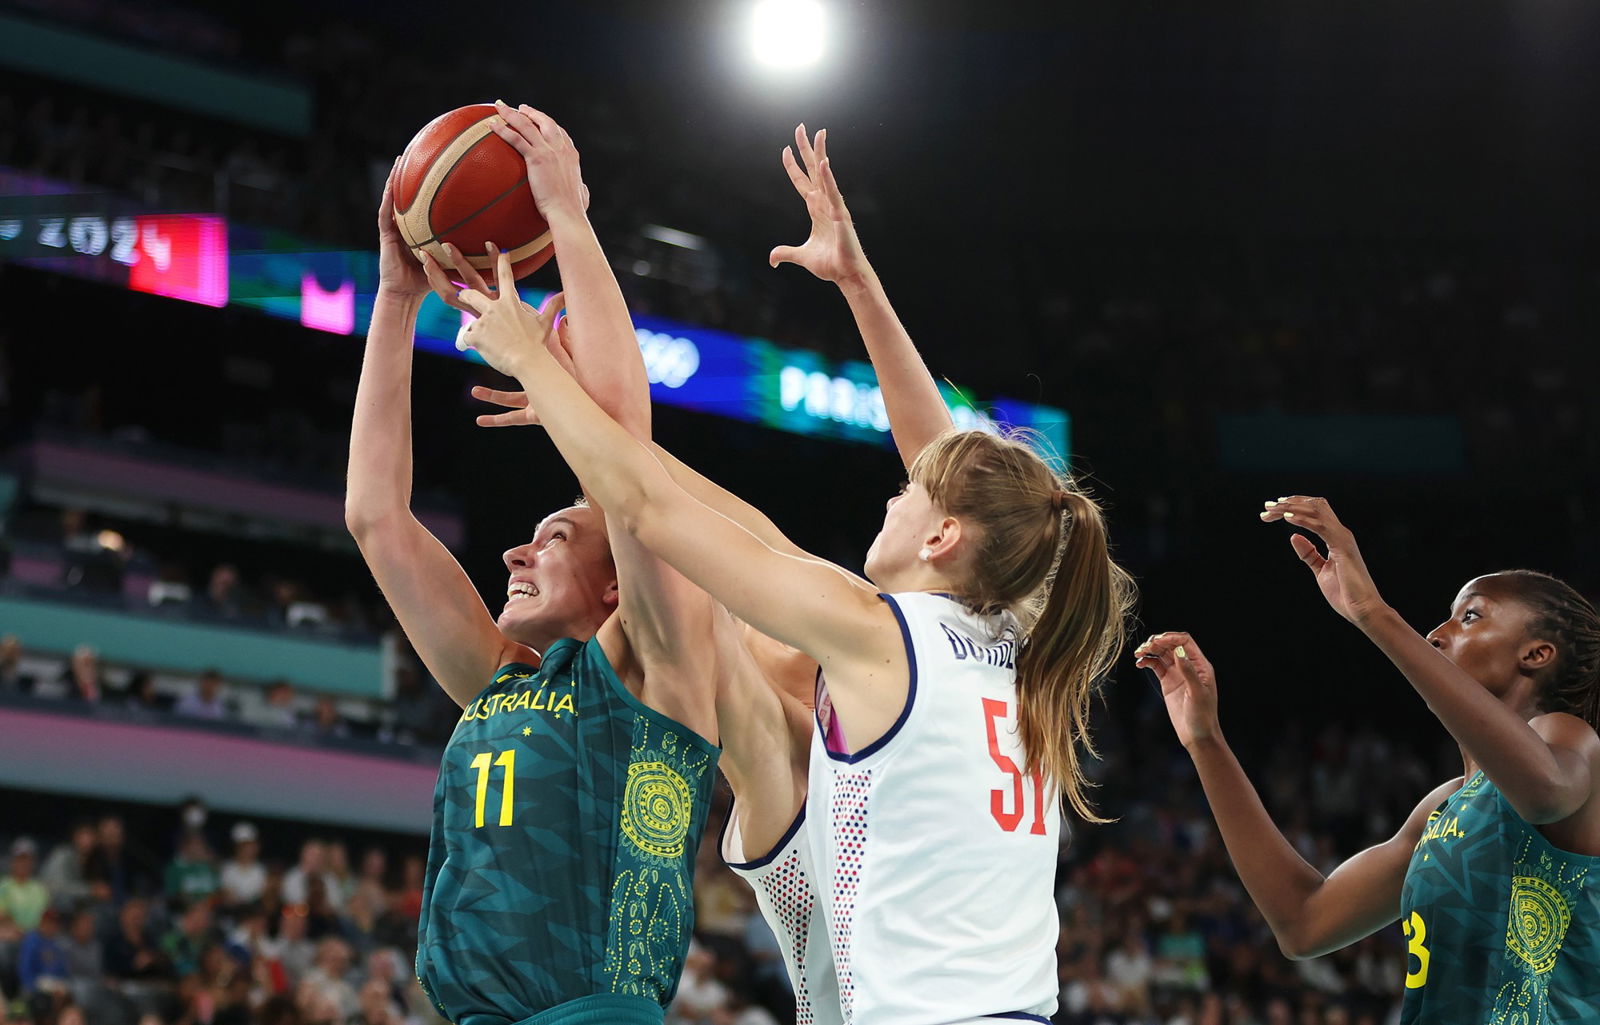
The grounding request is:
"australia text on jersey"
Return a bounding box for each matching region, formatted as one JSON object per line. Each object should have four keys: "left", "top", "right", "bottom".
{"left": 1414, "top": 809, "right": 1468, "bottom": 852}
{"left": 459, "top": 679, "right": 578, "bottom": 723}
{"left": 940, "top": 623, "right": 1017, "bottom": 669}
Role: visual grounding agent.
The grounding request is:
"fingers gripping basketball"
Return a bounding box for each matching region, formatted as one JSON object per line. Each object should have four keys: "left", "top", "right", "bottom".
{"left": 393, "top": 104, "right": 555, "bottom": 280}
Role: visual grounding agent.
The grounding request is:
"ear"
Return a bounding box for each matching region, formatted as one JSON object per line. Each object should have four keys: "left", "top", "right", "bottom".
{"left": 1521, "top": 638, "right": 1558, "bottom": 674}
{"left": 601, "top": 578, "right": 621, "bottom": 610}
{"left": 923, "top": 516, "right": 964, "bottom": 563}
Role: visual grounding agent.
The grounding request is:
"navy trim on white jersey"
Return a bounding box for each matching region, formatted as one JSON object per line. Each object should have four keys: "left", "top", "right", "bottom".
{"left": 720, "top": 800, "right": 807, "bottom": 872}
{"left": 820, "top": 592, "right": 919, "bottom": 764}
{"left": 986, "top": 1013, "right": 1052, "bottom": 1024}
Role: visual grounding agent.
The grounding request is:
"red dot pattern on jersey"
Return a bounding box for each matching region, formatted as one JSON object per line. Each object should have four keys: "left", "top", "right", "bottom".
{"left": 829, "top": 769, "right": 873, "bottom": 1023}
{"left": 756, "top": 847, "right": 818, "bottom": 1025}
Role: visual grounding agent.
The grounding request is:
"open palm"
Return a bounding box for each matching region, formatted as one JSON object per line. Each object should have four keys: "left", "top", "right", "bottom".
{"left": 769, "top": 124, "right": 868, "bottom": 285}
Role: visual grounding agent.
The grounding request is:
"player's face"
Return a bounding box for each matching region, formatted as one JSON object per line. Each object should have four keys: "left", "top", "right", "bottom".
{"left": 864, "top": 482, "right": 941, "bottom": 587}
{"left": 1425, "top": 576, "right": 1541, "bottom": 699}
{"left": 498, "top": 505, "right": 618, "bottom": 645}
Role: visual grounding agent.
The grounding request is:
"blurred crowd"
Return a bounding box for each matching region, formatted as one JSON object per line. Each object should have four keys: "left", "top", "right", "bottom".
{"left": 0, "top": 631, "right": 453, "bottom": 749}
{"left": 0, "top": 803, "right": 435, "bottom": 1025}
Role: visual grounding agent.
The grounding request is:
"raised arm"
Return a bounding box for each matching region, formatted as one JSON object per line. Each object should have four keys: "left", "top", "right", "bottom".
{"left": 1262, "top": 496, "right": 1597, "bottom": 824}
{"left": 1135, "top": 632, "right": 1457, "bottom": 959}
{"left": 345, "top": 167, "right": 530, "bottom": 707}
{"left": 770, "top": 125, "right": 953, "bottom": 470}
{"left": 456, "top": 247, "right": 901, "bottom": 676}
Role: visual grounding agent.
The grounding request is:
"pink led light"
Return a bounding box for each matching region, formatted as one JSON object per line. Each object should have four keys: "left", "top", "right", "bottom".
{"left": 300, "top": 271, "right": 355, "bottom": 335}
{"left": 127, "top": 215, "right": 229, "bottom": 307}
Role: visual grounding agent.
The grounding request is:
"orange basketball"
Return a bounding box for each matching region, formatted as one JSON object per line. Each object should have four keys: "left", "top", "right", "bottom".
{"left": 393, "top": 103, "right": 554, "bottom": 280}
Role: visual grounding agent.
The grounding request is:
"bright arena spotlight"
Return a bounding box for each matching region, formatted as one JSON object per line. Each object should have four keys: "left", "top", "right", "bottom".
{"left": 749, "top": 0, "right": 826, "bottom": 70}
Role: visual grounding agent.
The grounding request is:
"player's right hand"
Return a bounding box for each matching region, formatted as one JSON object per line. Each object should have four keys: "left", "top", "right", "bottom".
{"left": 1135, "top": 631, "right": 1221, "bottom": 750}
{"left": 377, "top": 160, "right": 430, "bottom": 300}
{"left": 769, "top": 124, "right": 871, "bottom": 288}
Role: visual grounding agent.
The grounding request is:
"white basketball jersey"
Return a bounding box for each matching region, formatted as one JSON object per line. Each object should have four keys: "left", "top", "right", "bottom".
{"left": 807, "top": 592, "right": 1060, "bottom": 1025}
{"left": 722, "top": 803, "right": 843, "bottom": 1025}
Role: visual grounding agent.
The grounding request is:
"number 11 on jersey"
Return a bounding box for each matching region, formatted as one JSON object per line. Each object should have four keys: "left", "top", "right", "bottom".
{"left": 470, "top": 750, "right": 516, "bottom": 828}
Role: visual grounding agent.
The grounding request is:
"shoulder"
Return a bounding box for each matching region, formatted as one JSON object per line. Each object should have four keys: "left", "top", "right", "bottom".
{"left": 1400, "top": 776, "right": 1468, "bottom": 832}
{"left": 1529, "top": 711, "right": 1600, "bottom": 757}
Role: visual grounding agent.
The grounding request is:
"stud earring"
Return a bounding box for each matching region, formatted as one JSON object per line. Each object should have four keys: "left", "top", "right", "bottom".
{"left": 918, "top": 547, "right": 933, "bottom": 562}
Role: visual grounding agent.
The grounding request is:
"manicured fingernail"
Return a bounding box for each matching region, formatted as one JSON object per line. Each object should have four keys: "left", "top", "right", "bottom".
{"left": 1258, "top": 512, "right": 1271, "bottom": 520}
{"left": 494, "top": 98, "right": 506, "bottom": 106}
{"left": 1277, "top": 497, "right": 1290, "bottom": 502}
{"left": 1283, "top": 512, "right": 1296, "bottom": 519}
{"left": 1175, "top": 646, "right": 1188, "bottom": 659}
{"left": 1264, "top": 500, "right": 1278, "bottom": 508}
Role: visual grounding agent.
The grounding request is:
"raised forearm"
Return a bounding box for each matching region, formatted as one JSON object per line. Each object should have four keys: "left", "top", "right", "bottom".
{"left": 837, "top": 268, "right": 952, "bottom": 469}
{"left": 1359, "top": 607, "right": 1580, "bottom": 820}
{"left": 1186, "top": 735, "right": 1327, "bottom": 949}
{"left": 507, "top": 342, "right": 665, "bottom": 530}
{"left": 346, "top": 289, "right": 424, "bottom": 527}
{"left": 647, "top": 442, "right": 799, "bottom": 557}
{"left": 545, "top": 208, "right": 651, "bottom": 439}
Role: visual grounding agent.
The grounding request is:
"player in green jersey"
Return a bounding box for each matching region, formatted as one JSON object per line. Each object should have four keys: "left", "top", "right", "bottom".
{"left": 348, "top": 110, "right": 737, "bottom": 1025}
{"left": 1137, "top": 497, "right": 1600, "bottom": 1023}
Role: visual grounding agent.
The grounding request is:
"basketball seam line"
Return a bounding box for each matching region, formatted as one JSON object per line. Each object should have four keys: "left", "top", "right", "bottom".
{"left": 410, "top": 175, "right": 534, "bottom": 251}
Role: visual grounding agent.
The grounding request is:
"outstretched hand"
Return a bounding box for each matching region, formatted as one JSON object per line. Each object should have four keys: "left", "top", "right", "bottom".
{"left": 1260, "top": 496, "right": 1388, "bottom": 624}
{"left": 769, "top": 124, "right": 869, "bottom": 286}
{"left": 454, "top": 247, "right": 564, "bottom": 378}
{"left": 1134, "top": 632, "right": 1221, "bottom": 750}
{"left": 468, "top": 320, "right": 576, "bottom": 427}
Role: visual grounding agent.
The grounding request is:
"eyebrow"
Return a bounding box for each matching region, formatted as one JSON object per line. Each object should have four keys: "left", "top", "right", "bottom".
{"left": 538, "top": 517, "right": 577, "bottom": 538}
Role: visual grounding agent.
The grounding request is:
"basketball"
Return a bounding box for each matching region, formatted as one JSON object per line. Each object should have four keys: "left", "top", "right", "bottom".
{"left": 393, "top": 103, "right": 554, "bottom": 280}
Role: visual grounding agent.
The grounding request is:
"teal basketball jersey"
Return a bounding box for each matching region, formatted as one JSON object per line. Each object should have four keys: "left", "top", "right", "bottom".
{"left": 415, "top": 637, "right": 719, "bottom": 1025}
{"left": 1400, "top": 771, "right": 1600, "bottom": 1024}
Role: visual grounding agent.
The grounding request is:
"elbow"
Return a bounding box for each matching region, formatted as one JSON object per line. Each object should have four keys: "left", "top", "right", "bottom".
{"left": 344, "top": 502, "right": 406, "bottom": 544}
{"left": 1274, "top": 925, "right": 1320, "bottom": 962}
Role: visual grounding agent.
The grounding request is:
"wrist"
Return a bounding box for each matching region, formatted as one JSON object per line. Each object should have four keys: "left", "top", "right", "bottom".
{"left": 374, "top": 286, "right": 425, "bottom": 313}
{"left": 1185, "top": 731, "right": 1227, "bottom": 758}
{"left": 834, "top": 265, "right": 879, "bottom": 299}
{"left": 1352, "top": 602, "right": 1400, "bottom": 632}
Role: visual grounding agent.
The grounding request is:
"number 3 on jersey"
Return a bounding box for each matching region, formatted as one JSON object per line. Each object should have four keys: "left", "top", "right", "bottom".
{"left": 982, "top": 698, "right": 1047, "bottom": 834}
{"left": 469, "top": 750, "right": 516, "bottom": 828}
{"left": 1402, "top": 911, "right": 1430, "bottom": 989}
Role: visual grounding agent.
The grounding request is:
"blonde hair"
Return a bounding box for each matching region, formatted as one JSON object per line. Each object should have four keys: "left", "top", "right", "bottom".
{"left": 910, "top": 429, "right": 1135, "bottom": 822}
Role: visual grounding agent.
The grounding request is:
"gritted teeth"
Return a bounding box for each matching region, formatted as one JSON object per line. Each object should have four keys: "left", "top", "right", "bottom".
{"left": 505, "top": 582, "right": 540, "bottom": 600}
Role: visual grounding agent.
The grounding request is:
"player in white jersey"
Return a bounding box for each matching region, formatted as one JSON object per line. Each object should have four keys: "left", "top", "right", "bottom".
{"left": 456, "top": 118, "right": 1135, "bottom": 1025}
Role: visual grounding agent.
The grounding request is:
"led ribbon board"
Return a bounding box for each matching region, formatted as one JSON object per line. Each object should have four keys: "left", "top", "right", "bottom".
{"left": 1, "top": 169, "right": 1069, "bottom": 457}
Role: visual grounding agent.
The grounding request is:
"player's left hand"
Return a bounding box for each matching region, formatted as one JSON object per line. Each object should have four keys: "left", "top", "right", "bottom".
{"left": 456, "top": 247, "right": 564, "bottom": 378}
{"left": 1260, "top": 496, "right": 1389, "bottom": 624}
{"left": 769, "top": 125, "right": 870, "bottom": 287}
{"left": 490, "top": 101, "right": 590, "bottom": 221}
{"left": 469, "top": 320, "right": 577, "bottom": 427}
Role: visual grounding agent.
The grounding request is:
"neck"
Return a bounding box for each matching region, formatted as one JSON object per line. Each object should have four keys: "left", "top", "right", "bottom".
{"left": 882, "top": 565, "right": 964, "bottom": 596}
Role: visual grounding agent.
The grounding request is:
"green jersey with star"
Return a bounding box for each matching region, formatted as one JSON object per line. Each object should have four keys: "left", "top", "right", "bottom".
{"left": 415, "top": 636, "right": 719, "bottom": 1025}
{"left": 1399, "top": 771, "right": 1600, "bottom": 1025}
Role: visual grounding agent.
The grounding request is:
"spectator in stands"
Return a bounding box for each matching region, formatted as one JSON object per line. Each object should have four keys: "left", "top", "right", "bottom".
{"left": 173, "top": 668, "right": 229, "bottom": 720}
{"left": 85, "top": 815, "right": 134, "bottom": 908}
{"left": 301, "top": 936, "right": 358, "bottom": 1020}
{"left": 103, "top": 898, "right": 168, "bottom": 981}
{"left": 160, "top": 900, "right": 213, "bottom": 979}
{"left": 668, "top": 941, "right": 728, "bottom": 1025}
{"left": 267, "top": 906, "right": 316, "bottom": 986}
{"left": 58, "top": 647, "right": 104, "bottom": 704}
{"left": 163, "top": 832, "right": 219, "bottom": 907}
{"left": 199, "top": 563, "right": 249, "bottom": 620}
{"left": 0, "top": 839, "right": 49, "bottom": 938}
{"left": 308, "top": 695, "right": 348, "bottom": 739}
{"left": 0, "top": 634, "right": 34, "bottom": 693}
{"left": 123, "top": 671, "right": 171, "bottom": 713}
{"left": 244, "top": 680, "right": 299, "bottom": 730}
{"left": 58, "top": 910, "right": 101, "bottom": 1006}
{"left": 281, "top": 841, "right": 339, "bottom": 911}
{"left": 219, "top": 823, "right": 266, "bottom": 909}
{"left": 37, "top": 823, "right": 101, "bottom": 911}
{"left": 17, "top": 908, "right": 68, "bottom": 996}
{"left": 353, "top": 976, "right": 403, "bottom": 1025}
